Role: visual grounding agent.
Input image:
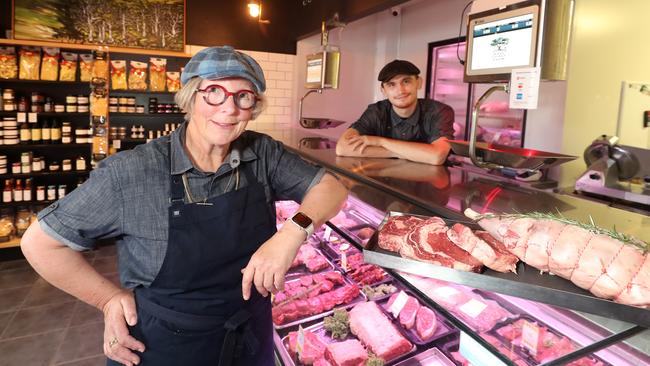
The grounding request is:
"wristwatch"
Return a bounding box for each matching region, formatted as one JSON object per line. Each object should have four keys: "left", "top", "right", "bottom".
{"left": 289, "top": 212, "right": 314, "bottom": 237}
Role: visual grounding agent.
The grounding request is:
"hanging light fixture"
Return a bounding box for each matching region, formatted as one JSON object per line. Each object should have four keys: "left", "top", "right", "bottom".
{"left": 247, "top": 1, "right": 270, "bottom": 24}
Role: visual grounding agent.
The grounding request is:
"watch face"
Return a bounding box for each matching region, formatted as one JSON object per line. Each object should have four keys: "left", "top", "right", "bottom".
{"left": 292, "top": 212, "right": 312, "bottom": 228}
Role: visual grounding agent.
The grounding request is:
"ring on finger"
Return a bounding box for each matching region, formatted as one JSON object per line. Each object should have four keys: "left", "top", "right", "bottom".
{"left": 108, "top": 337, "right": 119, "bottom": 347}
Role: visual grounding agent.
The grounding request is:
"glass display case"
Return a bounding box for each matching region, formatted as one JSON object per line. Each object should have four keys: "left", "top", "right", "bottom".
{"left": 426, "top": 38, "right": 526, "bottom": 147}
{"left": 272, "top": 190, "right": 650, "bottom": 366}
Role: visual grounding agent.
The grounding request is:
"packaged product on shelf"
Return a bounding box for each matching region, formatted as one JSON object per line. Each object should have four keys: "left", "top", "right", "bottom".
{"left": 110, "top": 60, "right": 127, "bottom": 90}
{"left": 59, "top": 52, "right": 78, "bottom": 81}
{"left": 0, "top": 209, "right": 14, "bottom": 242}
{"left": 128, "top": 61, "right": 148, "bottom": 90}
{"left": 166, "top": 71, "right": 180, "bottom": 92}
{"left": 19, "top": 46, "right": 41, "bottom": 80}
{"left": 79, "top": 54, "right": 94, "bottom": 82}
{"left": 0, "top": 46, "right": 18, "bottom": 79}
{"left": 40, "top": 47, "right": 60, "bottom": 81}
{"left": 149, "top": 57, "right": 167, "bottom": 91}
{"left": 92, "top": 50, "right": 109, "bottom": 79}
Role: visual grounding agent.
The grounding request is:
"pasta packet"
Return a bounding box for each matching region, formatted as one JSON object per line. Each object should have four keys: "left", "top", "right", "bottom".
{"left": 0, "top": 46, "right": 17, "bottom": 79}
{"left": 19, "top": 46, "right": 41, "bottom": 80}
{"left": 59, "top": 52, "right": 78, "bottom": 81}
{"left": 92, "top": 51, "right": 108, "bottom": 79}
{"left": 149, "top": 57, "right": 167, "bottom": 91}
{"left": 166, "top": 71, "right": 180, "bottom": 92}
{"left": 40, "top": 47, "right": 60, "bottom": 80}
{"left": 128, "top": 61, "right": 148, "bottom": 90}
{"left": 110, "top": 60, "right": 127, "bottom": 90}
{"left": 79, "top": 54, "right": 94, "bottom": 82}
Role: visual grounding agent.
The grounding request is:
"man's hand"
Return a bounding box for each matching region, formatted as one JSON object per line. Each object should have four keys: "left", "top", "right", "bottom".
{"left": 102, "top": 290, "right": 145, "bottom": 366}
{"left": 347, "top": 134, "right": 384, "bottom": 153}
{"left": 241, "top": 228, "right": 305, "bottom": 300}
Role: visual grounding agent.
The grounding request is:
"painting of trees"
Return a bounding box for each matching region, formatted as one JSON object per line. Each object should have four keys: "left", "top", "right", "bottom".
{"left": 14, "top": 0, "right": 185, "bottom": 51}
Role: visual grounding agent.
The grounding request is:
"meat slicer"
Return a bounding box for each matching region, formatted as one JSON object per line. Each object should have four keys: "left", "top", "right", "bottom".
{"left": 575, "top": 135, "right": 650, "bottom": 206}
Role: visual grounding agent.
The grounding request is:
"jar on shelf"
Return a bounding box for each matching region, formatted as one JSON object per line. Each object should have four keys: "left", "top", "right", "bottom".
{"left": 62, "top": 159, "right": 72, "bottom": 171}
{"left": 66, "top": 95, "right": 77, "bottom": 105}
{"left": 127, "top": 97, "right": 136, "bottom": 106}
{"left": 0, "top": 209, "right": 14, "bottom": 242}
{"left": 77, "top": 95, "right": 89, "bottom": 105}
{"left": 75, "top": 156, "right": 86, "bottom": 171}
{"left": 36, "top": 185, "right": 45, "bottom": 201}
{"left": 47, "top": 185, "right": 57, "bottom": 201}
{"left": 15, "top": 207, "right": 31, "bottom": 237}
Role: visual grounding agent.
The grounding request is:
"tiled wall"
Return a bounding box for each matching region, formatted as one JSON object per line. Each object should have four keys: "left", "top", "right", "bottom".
{"left": 187, "top": 45, "right": 296, "bottom": 140}
{"left": 240, "top": 50, "right": 296, "bottom": 139}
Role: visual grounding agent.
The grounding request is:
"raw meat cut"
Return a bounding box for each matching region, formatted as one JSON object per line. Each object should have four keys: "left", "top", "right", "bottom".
{"left": 446, "top": 223, "right": 518, "bottom": 273}
{"left": 386, "top": 292, "right": 420, "bottom": 329}
{"left": 454, "top": 297, "right": 511, "bottom": 332}
{"left": 324, "top": 339, "right": 368, "bottom": 366}
{"left": 378, "top": 215, "right": 424, "bottom": 252}
{"left": 406, "top": 218, "right": 483, "bottom": 272}
{"left": 466, "top": 208, "right": 650, "bottom": 307}
{"left": 348, "top": 301, "right": 413, "bottom": 360}
{"left": 415, "top": 306, "right": 437, "bottom": 339}
{"left": 287, "top": 329, "right": 327, "bottom": 365}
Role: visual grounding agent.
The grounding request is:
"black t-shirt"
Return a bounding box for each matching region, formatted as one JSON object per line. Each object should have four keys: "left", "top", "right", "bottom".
{"left": 350, "top": 99, "right": 455, "bottom": 143}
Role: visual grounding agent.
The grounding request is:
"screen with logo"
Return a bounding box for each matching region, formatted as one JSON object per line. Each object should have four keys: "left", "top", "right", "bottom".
{"left": 464, "top": 0, "right": 542, "bottom": 83}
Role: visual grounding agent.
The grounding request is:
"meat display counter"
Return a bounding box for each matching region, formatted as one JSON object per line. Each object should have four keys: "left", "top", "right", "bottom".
{"left": 267, "top": 129, "right": 650, "bottom": 366}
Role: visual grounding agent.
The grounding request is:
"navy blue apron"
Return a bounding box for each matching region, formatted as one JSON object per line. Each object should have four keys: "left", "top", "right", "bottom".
{"left": 108, "top": 154, "right": 277, "bottom": 365}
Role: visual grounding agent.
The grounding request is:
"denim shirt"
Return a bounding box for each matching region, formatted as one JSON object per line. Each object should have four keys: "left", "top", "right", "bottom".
{"left": 38, "top": 123, "right": 325, "bottom": 288}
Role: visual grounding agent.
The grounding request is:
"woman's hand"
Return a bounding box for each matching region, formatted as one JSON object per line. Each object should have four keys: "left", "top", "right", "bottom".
{"left": 241, "top": 227, "right": 305, "bottom": 300}
{"left": 102, "top": 290, "right": 145, "bottom": 366}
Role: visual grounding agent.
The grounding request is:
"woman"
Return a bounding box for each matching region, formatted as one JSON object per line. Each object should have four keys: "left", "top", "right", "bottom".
{"left": 21, "top": 46, "right": 348, "bottom": 366}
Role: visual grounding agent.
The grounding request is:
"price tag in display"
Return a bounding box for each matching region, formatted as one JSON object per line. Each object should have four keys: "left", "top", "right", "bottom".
{"left": 112, "top": 139, "right": 121, "bottom": 149}
{"left": 339, "top": 243, "right": 350, "bottom": 271}
{"left": 28, "top": 113, "right": 38, "bottom": 123}
{"left": 433, "top": 286, "right": 460, "bottom": 298}
{"left": 521, "top": 320, "right": 540, "bottom": 356}
{"left": 296, "top": 325, "right": 305, "bottom": 358}
{"left": 323, "top": 225, "right": 332, "bottom": 241}
{"left": 459, "top": 298, "right": 488, "bottom": 319}
{"left": 388, "top": 290, "right": 409, "bottom": 318}
{"left": 17, "top": 112, "right": 26, "bottom": 123}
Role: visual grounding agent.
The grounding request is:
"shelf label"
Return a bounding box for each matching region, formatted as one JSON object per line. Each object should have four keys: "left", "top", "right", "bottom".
{"left": 521, "top": 320, "right": 540, "bottom": 356}
{"left": 340, "top": 243, "right": 350, "bottom": 271}
{"left": 459, "top": 298, "right": 487, "bottom": 319}
{"left": 28, "top": 113, "right": 38, "bottom": 123}
{"left": 388, "top": 290, "right": 409, "bottom": 318}
{"left": 17, "top": 112, "right": 26, "bottom": 123}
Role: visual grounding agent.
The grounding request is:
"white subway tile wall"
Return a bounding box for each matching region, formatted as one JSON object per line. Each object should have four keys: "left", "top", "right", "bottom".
{"left": 187, "top": 45, "right": 296, "bottom": 140}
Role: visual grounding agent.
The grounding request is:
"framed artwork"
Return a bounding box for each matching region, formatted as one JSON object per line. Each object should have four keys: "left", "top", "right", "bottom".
{"left": 13, "top": 0, "right": 185, "bottom": 52}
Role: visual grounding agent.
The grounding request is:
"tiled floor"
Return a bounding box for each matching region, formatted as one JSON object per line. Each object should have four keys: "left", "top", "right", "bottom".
{"left": 0, "top": 244, "right": 118, "bottom": 366}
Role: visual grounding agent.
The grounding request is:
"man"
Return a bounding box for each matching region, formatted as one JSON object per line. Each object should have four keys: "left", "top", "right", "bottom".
{"left": 336, "top": 59, "right": 454, "bottom": 165}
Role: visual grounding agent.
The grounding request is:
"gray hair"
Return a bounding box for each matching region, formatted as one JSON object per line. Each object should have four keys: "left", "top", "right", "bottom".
{"left": 174, "top": 77, "right": 266, "bottom": 122}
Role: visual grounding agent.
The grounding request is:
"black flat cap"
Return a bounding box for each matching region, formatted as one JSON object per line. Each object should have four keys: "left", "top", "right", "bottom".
{"left": 378, "top": 59, "right": 420, "bottom": 83}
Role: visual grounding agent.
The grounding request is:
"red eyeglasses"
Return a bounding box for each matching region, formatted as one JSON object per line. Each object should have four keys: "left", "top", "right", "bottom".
{"left": 196, "top": 84, "right": 259, "bottom": 110}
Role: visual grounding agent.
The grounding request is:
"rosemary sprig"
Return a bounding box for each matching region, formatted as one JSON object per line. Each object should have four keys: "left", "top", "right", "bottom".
{"left": 476, "top": 211, "right": 649, "bottom": 253}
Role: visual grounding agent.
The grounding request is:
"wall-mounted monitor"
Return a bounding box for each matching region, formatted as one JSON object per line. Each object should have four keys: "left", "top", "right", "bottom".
{"left": 464, "top": 0, "right": 544, "bottom": 83}
{"left": 305, "top": 51, "right": 341, "bottom": 89}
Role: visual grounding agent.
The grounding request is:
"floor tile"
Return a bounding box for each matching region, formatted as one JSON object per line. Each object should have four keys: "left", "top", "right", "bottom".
{"left": 92, "top": 257, "right": 118, "bottom": 275}
{"left": 0, "top": 268, "right": 38, "bottom": 290}
{"left": 70, "top": 302, "right": 103, "bottom": 327}
{"left": 0, "top": 286, "right": 31, "bottom": 313}
{"left": 2, "top": 301, "right": 75, "bottom": 339}
{"left": 23, "top": 278, "right": 76, "bottom": 307}
{"left": 0, "top": 258, "right": 31, "bottom": 272}
{"left": 0, "top": 312, "right": 13, "bottom": 336}
{"left": 55, "top": 355, "right": 106, "bottom": 366}
{"left": 0, "top": 329, "right": 65, "bottom": 366}
{"left": 54, "top": 322, "right": 104, "bottom": 364}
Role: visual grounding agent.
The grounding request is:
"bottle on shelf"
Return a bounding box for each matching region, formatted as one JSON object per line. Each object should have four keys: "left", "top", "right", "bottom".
{"left": 31, "top": 119, "right": 42, "bottom": 144}
{"left": 51, "top": 118, "right": 61, "bottom": 144}
{"left": 2, "top": 179, "right": 12, "bottom": 203}
{"left": 13, "top": 179, "right": 23, "bottom": 202}
{"left": 23, "top": 178, "right": 32, "bottom": 202}
{"left": 41, "top": 119, "right": 51, "bottom": 144}
{"left": 20, "top": 120, "right": 31, "bottom": 144}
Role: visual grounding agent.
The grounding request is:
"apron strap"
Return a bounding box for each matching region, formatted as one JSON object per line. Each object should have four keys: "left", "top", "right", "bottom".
{"left": 218, "top": 309, "right": 260, "bottom": 366}
{"left": 168, "top": 140, "right": 186, "bottom": 205}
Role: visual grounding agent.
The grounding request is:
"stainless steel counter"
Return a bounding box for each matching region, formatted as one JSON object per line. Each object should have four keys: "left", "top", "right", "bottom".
{"left": 275, "top": 130, "right": 650, "bottom": 243}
